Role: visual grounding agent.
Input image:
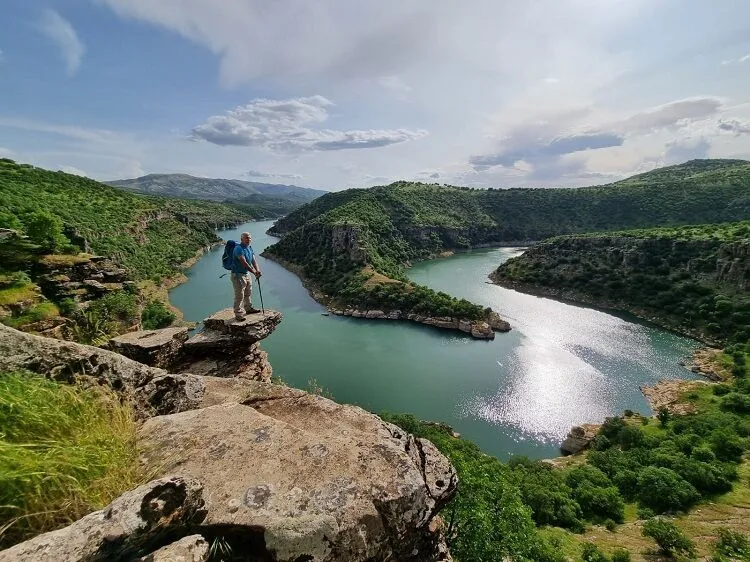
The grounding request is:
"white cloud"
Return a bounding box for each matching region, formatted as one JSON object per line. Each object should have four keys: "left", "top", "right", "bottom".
{"left": 60, "top": 165, "right": 88, "bottom": 177}
{"left": 0, "top": 117, "right": 124, "bottom": 143}
{"left": 721, "top": 53, "right": 750, "bottom": 65}
{"left": 718, "top": 119, "right": 750, "bottom": 135}
{"left": 0, "top": 147, "right": 15, "bottom": 158}
{"left": 37, "top": 9, "right": 85, "bottom": 76}
{"left": 614, "top": 96, "right": 723, "bottom": 134}
{"left": 543, "top": 77, "right": 560, "bottom": 84}
{"left": 191, "top": 95, "right": 427, "bottom": 151}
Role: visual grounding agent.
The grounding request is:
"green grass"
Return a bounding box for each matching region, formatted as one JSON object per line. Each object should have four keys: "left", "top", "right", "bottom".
{"left": 0, "top": 372, "right": 145, "bottom": 548}
{"left": 0, "top": 284, "right": 38, "bottom": 307}
{"left": 3, "top": 302, "right": 59, "bottom": 330}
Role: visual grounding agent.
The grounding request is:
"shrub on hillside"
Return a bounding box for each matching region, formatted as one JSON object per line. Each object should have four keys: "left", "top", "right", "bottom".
{"left": 636, "top": 467, "right": 700, "bottom": 513}
{"left": 713, "top": 527, "right": 750, "bottom": 560}
{"left": 642, "top": 517, "right": 695, "bottom": 557}
{"left": 141, "top": 300, "right": 176, "bottom": 330}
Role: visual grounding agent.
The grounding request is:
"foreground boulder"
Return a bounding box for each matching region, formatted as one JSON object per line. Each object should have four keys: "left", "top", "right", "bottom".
{"left": 139, "top": 377, "right": 457, "bottom": 561}
{"left": 109, "top": 327, "right": 190, "bottom": 370}
{"left": 0, "top": 477, "right": 207, "bottom": 562}
{"left": 560, "top": 423, "right": 601, "bottom": 455}
{"left": 0, "top": 323, "right": 204, "bottom": 418}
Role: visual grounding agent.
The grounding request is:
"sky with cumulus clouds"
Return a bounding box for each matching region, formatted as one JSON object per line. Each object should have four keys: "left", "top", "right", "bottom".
{"left": 1, "top": 0, "right": 749, "bottom": 190}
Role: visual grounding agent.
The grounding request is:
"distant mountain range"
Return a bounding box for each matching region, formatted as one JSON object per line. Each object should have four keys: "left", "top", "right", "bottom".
{"left": 106, "top": 174, "right": 327, "bottom": 202}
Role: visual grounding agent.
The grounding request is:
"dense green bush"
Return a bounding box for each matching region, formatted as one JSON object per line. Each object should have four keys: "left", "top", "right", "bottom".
{"left": 581, "top": 543, "right": 610, "bottom": 562}
{"left": 379, "top": 413, "right": 565, "bottom": 562}
{"left": 141, "top": 300, "right": 176, "bottom": 330}
{"left": 642, "top": 517, "right": 695, "bottom": 557}
{"left": 610, "top": 549, "right": 631, "bottom": 562}
{"left": 712, "top": 527, "right": 750, "bottom": 560}
{"left": 636, "top": 467, "right": 700, "bottom": 513}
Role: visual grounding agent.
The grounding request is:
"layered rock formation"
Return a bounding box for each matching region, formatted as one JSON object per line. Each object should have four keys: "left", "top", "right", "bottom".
{"left": 0, "top": 477, "right": 207, "bottom": 562}
{"left": 2, "top": 308, "right": 457, "bottom": 561}
{"left": 36, "top": 254, "right": 133, "bottom": 307}
{"left": 110, "top": 309, "right": 282, "bottom": 382}
{"left": 138, "top": 377, "right": 457, "bottom": 562}
{"left": 0, "top": 323, "right": 203, "bottom": 418}
{"left": 559, "top": 423, "right": 601, "bottom": 456}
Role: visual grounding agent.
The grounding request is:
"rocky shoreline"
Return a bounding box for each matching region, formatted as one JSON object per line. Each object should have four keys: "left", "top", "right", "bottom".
{"left": 557, "top": 345, "right": 724, "bottom": 458}
{"left": 329, "top": 306, "right": 510, "bottom": 339}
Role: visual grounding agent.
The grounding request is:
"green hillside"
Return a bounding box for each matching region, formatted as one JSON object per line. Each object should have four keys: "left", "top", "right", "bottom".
{"left": 266, "top": 159, "right": 750, "bottom": 319}
{"left": 0, "top": 159, "right": 251, "bottom": 280}
{"left": 493, "top": 221, "right": 750, "bottom": 343}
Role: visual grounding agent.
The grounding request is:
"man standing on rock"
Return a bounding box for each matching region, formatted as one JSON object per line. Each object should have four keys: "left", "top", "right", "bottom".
{"left": 231, "top": 232, "right": 262, "bottom": 320}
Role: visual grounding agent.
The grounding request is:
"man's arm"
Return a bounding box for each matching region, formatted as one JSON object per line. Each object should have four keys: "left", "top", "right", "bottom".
{"left": 251, "top": 255, "right": 261, "bottom": 277}
{"left": 238, "top": 254, "right": 252, "bottom": 273}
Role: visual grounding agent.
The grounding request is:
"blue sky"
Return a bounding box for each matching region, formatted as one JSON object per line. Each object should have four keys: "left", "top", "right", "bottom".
{"left": 1, "top": 0, "right": 749, "bottom": 190}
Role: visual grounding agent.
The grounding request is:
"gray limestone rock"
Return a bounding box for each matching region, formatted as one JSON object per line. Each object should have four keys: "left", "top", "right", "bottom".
{"left": 0, "top": 323, "right": 204, "bottom": 418}
{"left": 109, "top": 327, "right": 189, "bottom": 369}
{"left": 0, "top": 477, "right": 207, "bottom": 562}
{"left": 139, "top": 381, "right": 457, "bottom": 562}
{"left": 137, "top": 534, "right": 209, "bottom": 562}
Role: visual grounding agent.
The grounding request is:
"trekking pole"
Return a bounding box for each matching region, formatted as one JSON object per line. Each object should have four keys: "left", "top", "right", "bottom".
{"left": 256, "top": 275, "right": 265, "bottom": 316}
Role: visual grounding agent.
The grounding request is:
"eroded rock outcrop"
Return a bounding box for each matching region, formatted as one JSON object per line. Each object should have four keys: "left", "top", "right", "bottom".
{"left": 560, "top": 423, "right": 601, "bottom": 456}
{"left": 640, "top": 379, "right": 711, "bottom": 415}
{"left": 138, "top": 376, "right": 457, "bottom": 561}
{"left": 109, "top": 327, "right": 190, "bottom": 369}
{"left": 36, "top": 255, "right": 132, "bottom": 307}
{"left": 0, "top": 323, "right": 204, "bottom": 418}
{"left": 0, "top": 477, "right": 207, "bottom": 562}
{"left": 110, "top": 309, "right": 281, "bottom": 382}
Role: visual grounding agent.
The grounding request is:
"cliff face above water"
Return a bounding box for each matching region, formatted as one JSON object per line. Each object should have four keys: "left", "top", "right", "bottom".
{"left": 0, "top": 309, "right": 457, "bottom": 562}
{"left": 492, "top": 222, "right": 750, "bottom": 343}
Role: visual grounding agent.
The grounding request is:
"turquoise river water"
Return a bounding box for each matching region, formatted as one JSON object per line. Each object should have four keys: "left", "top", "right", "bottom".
{"left": 170, "top": 220, "right": 700, "bottom": 460}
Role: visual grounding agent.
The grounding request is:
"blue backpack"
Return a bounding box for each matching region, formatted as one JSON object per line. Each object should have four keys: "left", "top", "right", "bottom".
{"left": 221, "top": 240, "right": 237, "bottom": 271}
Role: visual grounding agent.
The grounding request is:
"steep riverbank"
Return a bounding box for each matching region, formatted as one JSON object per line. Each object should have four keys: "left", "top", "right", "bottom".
{"left": 491, "top": 224, "right": 750, "bottom": 345}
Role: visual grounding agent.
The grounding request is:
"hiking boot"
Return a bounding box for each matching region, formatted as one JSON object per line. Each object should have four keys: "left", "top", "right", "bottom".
{"left": 247, "top": 307, "right": 262, "bottom": 314}
{"left": 234, "top": 314, "right": 246, "bottom": 321}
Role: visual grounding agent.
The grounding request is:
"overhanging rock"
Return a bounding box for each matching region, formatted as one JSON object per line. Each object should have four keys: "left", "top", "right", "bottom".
{"left": 108, "top": 309, "right": 283, "bottom": 382}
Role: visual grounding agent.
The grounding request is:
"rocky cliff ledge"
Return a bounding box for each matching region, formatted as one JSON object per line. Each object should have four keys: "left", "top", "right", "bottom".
{"left": 0, "top": 308, "right": 457, "bottom": 562}
{"left": 109, "top": 308, "right": 282, "bottom": 382}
